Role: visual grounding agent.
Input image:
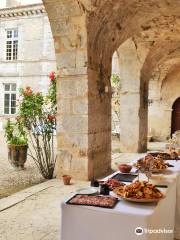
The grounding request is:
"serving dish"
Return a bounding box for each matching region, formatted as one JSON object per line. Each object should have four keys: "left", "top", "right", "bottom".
{"left": 76, "top": 187, "right": 98, "bottom": 195}
{"left": 151, "top": 168, "right": 167, "bottom": 174}
{"left": 134, "top": 154, "right": 168, "bottom": 174}
{"left": 104, "top": 179, "right": 125, "bottom": 190}
{"left": 118, "top": 195, "right": 164, "bottom": 203}
{"left": 118, "top": 164, "right": 132, "bottom": 173}
{"left": 111, "top": 173, "right": 138, "bottom": 183}
{"left": 66, "top": 194, "right": 119, "bottom": 208}
{"left": 113, "top": 181, "right": 164, "bottom": 203}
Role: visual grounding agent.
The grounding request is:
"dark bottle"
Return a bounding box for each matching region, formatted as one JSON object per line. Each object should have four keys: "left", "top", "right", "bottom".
{"left": 100, "top": 184, "right": 110, "bottom": 195}
{"left": 90, "top": 179, "right": 99, "bottom": 187}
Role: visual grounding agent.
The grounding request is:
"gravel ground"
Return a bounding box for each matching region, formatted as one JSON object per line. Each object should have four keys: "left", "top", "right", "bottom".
{"left": 0, "top": 131, "right": 44, "bottom": 199}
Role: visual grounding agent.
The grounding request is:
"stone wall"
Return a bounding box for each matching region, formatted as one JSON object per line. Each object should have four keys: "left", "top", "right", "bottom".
{"left": 0, "top": 4, "right": 56, "bottom": 125}
{"left": 112, "top": 44, "right": 180, "bottom": 142}
{"left": 149, "top": 65, "right": 180, "bottom": 140}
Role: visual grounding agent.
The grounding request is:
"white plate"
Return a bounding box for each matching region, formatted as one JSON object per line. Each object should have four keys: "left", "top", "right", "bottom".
{"left": 119, "top": 195, "right": 165, "bottom": 203}
{"left": 76, "top": 187, "right": 98, "bottom": 195}
{"left": 152, "top": 168, "right": 167, "bottom": 173}
{"left": 112, "top": 191, "right": 165, "bottom": 203}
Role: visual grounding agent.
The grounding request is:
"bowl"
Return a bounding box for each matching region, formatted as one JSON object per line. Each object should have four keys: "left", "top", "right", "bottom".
{"left": 118, "top": 164, "right": 132, "bottom": 173}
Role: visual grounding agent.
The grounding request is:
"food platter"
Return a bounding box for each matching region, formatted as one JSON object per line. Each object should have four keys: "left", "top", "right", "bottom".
{"left": 115, "top": 194, "right": 165, "bottom": 203}
{"left": 134, "top": 154, "right": 168, "bottom": 174}
{"left": 66, "top": 194, "right": 119, "bottom": 208}
{"left": 113, "top": 180, "right": 165, "bottom": 203}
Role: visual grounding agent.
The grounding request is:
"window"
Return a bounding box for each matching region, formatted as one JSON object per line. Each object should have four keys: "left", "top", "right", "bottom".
{"left": 4, "top": 83, "right": 17, "bottom": 115}
{"left": 6, "top": 29, "right": 18, "bottom": 61}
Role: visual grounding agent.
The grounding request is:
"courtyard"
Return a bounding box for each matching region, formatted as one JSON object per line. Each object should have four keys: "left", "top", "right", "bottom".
{"left": 0, "top": 127, "right": 164, "bottom": 200}
{"left": 0, "top": 0, "right": 180, "bottom": 240}
{"left": 0, "top": 142, "right": 167, "bottom": 240}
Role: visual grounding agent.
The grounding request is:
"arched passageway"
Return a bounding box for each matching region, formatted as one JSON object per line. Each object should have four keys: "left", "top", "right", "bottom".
{"left": 171, "top": 97, "right": 180, "bottom": 135}
{"left": 43, "top": 0, "right": 180, "bottom": 180}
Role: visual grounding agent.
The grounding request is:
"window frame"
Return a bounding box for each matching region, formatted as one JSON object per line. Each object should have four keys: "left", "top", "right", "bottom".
{"left": 3, "top": 83, "right": 17, "bottom": 115}
{"left": 5, "top": 29, "right": 18, "bottom": 61}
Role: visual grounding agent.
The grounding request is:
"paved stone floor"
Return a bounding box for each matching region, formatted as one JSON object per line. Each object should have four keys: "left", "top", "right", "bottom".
{"left": 0, "top": 141, "right": 168, "bottom": 240}
{"left": 0, "top": 180, "right": 88, "bottom": 240}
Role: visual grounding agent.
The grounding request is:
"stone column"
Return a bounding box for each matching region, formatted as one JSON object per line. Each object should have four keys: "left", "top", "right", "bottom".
{"left": 87, "top": 65, "right": 112, "bottom": 179}
{"left": 43, "top": 0, "right": 88, "bottom": 179}
{"left": 44, "top": 0, "right": 111, "bottom": 180}
{"left": 117, "top": 39, "right": 149, "bottom": 152}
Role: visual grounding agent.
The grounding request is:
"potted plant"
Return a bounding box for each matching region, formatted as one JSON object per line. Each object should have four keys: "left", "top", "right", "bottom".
{"left": 5, "top": 118, "right": 28, "bottom": 169}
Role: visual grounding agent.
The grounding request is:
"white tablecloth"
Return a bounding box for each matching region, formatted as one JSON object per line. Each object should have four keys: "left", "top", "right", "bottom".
{"left": 61, "top": 160, "right": 180, "bottom": 240}
{"left": 171, "top": 160, "right": 180, "bottom": 239}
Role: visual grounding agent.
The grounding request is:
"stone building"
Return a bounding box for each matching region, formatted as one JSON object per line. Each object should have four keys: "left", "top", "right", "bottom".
{"left": 41, "top": 0, "right": 180, "bottom": 180}
{"left": 0, "top": 0, "right": 56, "bottom": 127}
{"left": 0, "top": 0, "right": 180, "bottom": 180}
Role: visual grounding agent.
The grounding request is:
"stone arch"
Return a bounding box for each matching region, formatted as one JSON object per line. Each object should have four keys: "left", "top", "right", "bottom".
{"left": 141, "top": 42, "right": 180, "bottom": 84}
{"left": 147, "top": 57, "right": 180, "bottom": 140}
{"left": 161, "top": 65, "right": 180, "bottom": 138}
{"left": 43, "top": 0, "right": 180, "bottom": 179}
{"left": 87, "top": 0, "right": 180, "bottom": 153}
{"left": 161, "top": 63, "right": 180, "bottom": 105}
{"left": 140, "top": 41, "right": 180, "bottom": 136}
{"left": 171, "top": 97, "right": 180, "bottom": 135}
{"left": 88, "top": 0, "right": 180, "bottom": 64}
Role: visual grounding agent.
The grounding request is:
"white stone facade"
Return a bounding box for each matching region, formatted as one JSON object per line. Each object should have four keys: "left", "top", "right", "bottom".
{"left": 0, "top": 0, "right": 56, "bottom": 127}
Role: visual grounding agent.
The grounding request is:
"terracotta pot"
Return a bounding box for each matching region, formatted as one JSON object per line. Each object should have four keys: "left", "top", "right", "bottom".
{"left": 118, "top": 164, "right": 132, "bottom": 173}
{"left": 62, "top": 175, "right": 71, "bottom": 185}
{"left": 8, "top": 144, "right": 28, "bottom": 169}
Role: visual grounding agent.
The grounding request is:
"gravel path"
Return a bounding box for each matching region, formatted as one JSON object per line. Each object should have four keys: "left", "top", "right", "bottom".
{"left": 0, "top": 131, "right": 44, "bottom": 199}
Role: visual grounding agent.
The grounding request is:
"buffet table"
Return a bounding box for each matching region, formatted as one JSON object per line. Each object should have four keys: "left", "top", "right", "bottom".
{"left": 61, "top": 160, "right": 180, "bottom": 240}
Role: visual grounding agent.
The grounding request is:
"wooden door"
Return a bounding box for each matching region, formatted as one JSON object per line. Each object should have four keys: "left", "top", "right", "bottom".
{"left": 171, "top": 97, "right": 180, "bottom": 135}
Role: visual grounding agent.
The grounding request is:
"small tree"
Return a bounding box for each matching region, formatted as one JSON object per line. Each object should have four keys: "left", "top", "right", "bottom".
{"left": 18, "top": 72, "right": 57, "bottom": 179}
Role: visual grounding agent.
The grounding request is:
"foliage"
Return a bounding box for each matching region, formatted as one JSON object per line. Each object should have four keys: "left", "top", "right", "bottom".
{"left": 47, "top": 71, "right": 57, "bottom": 108}
{"left": 111, "top": 73, "right": 121, "bottom": 135}
{"left": 111, "top": 73, "right": 121, "bottom": 88}
{"left": 17, "top": 72, "right": 57, "bottom": 179}
{"left": 4, "top": 119, "right": 28, "bottom": 145}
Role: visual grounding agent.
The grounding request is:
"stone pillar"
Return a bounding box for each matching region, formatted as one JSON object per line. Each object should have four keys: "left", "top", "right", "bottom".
{"left": 117, "top": 39, "right": 149, "bottom": 152}
{"left": 43, "top": 0, "right": 87, "bottom": 179}
{"left": 44, "top": 0, "right": 111, "bottom": 180}
{"left": 87, "top": 65, "right": 112, "bottom": 179}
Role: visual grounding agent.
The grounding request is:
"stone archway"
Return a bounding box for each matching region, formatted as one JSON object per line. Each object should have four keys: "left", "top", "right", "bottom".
{"left": 43, "top": 0, "right": 180, "bottom": 180}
